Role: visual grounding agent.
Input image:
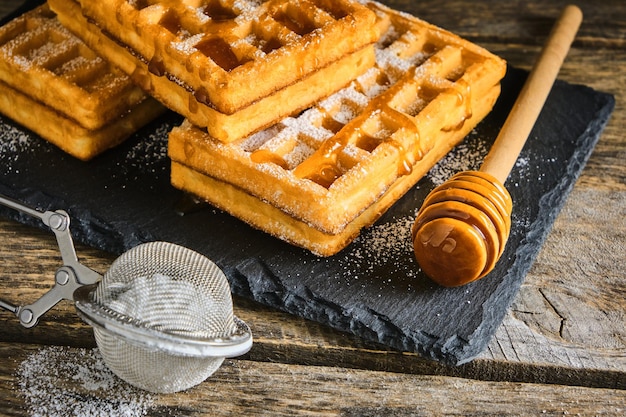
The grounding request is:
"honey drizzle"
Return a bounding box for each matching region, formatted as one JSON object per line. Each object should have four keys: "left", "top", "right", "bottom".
{"left": 160, "top": 9, "right": 182, "bottom": 35}
{"left": 194, "top": 37, "right": 242, "bottom": 72}
{"left": 148, "top": 56, "right": 166, "bottom": 76}
{"left": 375, "top": 104, "right": 423, "bottom": 176}
{"left": 291, "top": 106, "right": 421, "bottom": 188}
{"left": 250, "top": 149, "right": 289, "bottom": 169}
{"left": 292, "top": 128, "right": 349, "bottom": 188}
{"left": 317, "top": 107, "right": 347, "bottom": 133}
{"left": 393, "top": 139, "right": 414, "bottom": 176}
{"left": 306, "top": 164, "right": 343, "bottom": 189}
{"left": 202, "top": 1, "right": 238, "bottom": 22}
{"left": 442, "top": 78, "right": 472, "bottom": 132}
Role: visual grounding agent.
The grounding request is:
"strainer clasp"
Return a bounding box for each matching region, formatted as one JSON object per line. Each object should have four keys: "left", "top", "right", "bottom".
{"left": 0, "top": 194, "right": 102, "bottom": 327}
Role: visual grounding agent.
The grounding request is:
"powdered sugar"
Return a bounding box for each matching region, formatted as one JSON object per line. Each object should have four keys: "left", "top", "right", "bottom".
{"left": 0, "top": 9, "right": 82, "bottom": 71}
{"left": 170, "top": 33, "right": 204, "bottom": 55}
{"left": 335, "top": 214, "right": 419, "bottom": 285}
{"left": 0, "top": 119, "right": 47, "bottom": 175}
{"left": 102, "top": 273, "right": 217, "bottom": 331}
{"left": 356, "top": 67, "right": 389, "bottom": 98}
{"left": 374, "top": 47, "right": 413, "bottom": 76}
{"left": 17, "top": 346, "right": 154, "bottom": 416}
{"left": 426, "top": 129, "right": 489, "bottom": 186}
{"left": 118, "top": 119, "right": 172, "bottom": 176}
{"left": 283, "top": 111, "right": 333, "bottom": 142}
{"left": 0, "top": 121, "right": 34, "bottom": 155}
{"left": 318, "top": 85, "right": 369, "bottom": 124}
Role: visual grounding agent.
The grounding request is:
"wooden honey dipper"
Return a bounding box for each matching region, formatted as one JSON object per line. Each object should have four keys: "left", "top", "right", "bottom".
{"left": 411, "top": 5, "right": 583, "bottom": 287}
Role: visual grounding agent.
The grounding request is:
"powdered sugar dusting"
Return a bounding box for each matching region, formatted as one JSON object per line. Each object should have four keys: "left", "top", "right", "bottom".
{"left": 17, "top": 346, "right": 154, "bottom": 416}
{"left": 318, "top": 85, "right": 369, "bottom": 124}
{"left": 0, "top": 119, "right": 47, "bottom": 174}
{"left": 118, "top": 120, "right": 173, "bottom": 176}
{"left": 426, "top": 130, "right": 489, "bottom": 186}
{"left": 336, "top": 215, "right": 419, "bottom": 283}
{"left": 283, "top": 112, "right": 333, "bottom": 142}
{"left": 0, "top": 121, "right": 34, "bottom": 155}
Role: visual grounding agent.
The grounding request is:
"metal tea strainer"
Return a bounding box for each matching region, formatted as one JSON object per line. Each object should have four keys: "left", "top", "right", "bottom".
{"left": 0, "top": 194, "right": 252, "bottom": 393}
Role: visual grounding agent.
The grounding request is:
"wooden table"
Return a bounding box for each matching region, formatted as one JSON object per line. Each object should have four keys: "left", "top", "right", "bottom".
{"left": 0, "top": 0, "right": 624, "bottom": 415}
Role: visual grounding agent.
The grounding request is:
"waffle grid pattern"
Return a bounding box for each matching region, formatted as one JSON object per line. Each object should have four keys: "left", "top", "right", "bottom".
{"left": 168, "top": 2, "right": 506, "bottom": 237}
{"left": 0, "top": 5, "right": 145, "bottom": 130}
{"left": 75, "top": 0, "right": 379, "bottom": 114}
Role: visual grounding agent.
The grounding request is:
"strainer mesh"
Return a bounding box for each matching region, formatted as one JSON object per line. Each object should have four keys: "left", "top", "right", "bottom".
{"left": 94, "top": 327, "right": 225, "bottom": 393}
{"left": 92, "top": 241, "right": 236, "bottom": 393}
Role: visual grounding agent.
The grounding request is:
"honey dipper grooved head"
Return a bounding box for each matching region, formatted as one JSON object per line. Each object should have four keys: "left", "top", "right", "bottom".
{"left": 412, "top": 171, "right": 512, "bottom": 287}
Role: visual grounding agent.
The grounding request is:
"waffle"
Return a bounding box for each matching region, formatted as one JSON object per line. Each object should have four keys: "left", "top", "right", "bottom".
{"left": 54, "top": 0, "right": 380, "bottom": 143}
{"left": 49, "top": 0, "right": 376, "bottom": 144}
{"left": 168, "top": 2, "right": 506, "bottom": 256}
{"left": 71, "top": 0, "right": 378, "bottom": 114}
{"left": 0, "top": 4, "right": 165, "bottom": 160}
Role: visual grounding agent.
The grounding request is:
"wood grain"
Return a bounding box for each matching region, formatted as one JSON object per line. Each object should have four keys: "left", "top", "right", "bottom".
{"left": 1, "top": 342, "right": 624, "bottom": 416}
{"left": 0, "top": 0, "right": 624, "bottom": 415}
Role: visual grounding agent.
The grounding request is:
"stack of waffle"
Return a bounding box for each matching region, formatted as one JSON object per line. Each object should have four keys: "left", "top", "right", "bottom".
{"left": 0, "top": 4, "right": 165, "bottom": 160}
{"left": 50, "top": 0, "right": 380, "bottom": 143}
{"left": 46, "top": 0, "right": 505, "bottom": 255}
{"left": 166, "top": 2, "right": 507, "bottom": 255}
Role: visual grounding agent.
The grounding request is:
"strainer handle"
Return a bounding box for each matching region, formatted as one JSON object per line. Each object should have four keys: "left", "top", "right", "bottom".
{"left": 0, "top": 194, "right": 102, "bottom": 328}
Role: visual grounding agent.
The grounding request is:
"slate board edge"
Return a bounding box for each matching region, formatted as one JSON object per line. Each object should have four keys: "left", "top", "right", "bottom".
{"left": 0, "top": 78, "right": 616, "bottom": 366}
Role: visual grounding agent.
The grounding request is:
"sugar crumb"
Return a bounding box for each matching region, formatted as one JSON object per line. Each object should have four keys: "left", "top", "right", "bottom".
{"left": 17, "top": 346, "right": 154, "bottom": 416}
{"left": 338, "top": 214, "right": 418, "bottom": 281}
{"left": 0, "top": 119, "right": 47, "bottom": 174}
{"left": 426, "top": 130, "right": 489, "bottom": 186}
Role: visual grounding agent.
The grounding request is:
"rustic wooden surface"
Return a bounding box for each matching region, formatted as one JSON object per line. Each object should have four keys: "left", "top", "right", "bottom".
{"left": 0, "top": 0, "right": 625, "bottom": 415}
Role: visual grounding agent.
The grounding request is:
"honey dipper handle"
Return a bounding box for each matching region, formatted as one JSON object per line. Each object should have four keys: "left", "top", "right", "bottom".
{"left": 480, "top": 5, "right": 583, "bottom": 184}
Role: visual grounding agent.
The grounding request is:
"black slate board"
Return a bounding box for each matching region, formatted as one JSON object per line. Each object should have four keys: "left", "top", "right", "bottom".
{"left": 0, "top": 55, "right": 615, "bottom": 364}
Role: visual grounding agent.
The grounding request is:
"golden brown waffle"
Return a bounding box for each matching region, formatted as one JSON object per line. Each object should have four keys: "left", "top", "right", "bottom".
{"left": 0, "top": 78, "right": 164, "bottom": 161}
{"left": 0, "top": 4, "right": 154, "bottom": 130}
{"left": 0, "top": 4, "right": 165, "bottom": 160}
{"left": 50, "top": 0, "right": 376, "bottom": 144}
{"left": 168, "top": 2, "right": 506, "bottom": 256}
{"left": 49, "top": 0, "right": 377, "bottom": 142}
{"left": 65, "top": 0, "right": 379, "bottom": 128}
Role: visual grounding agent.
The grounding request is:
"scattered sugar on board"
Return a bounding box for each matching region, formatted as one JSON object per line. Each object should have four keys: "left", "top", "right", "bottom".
{"left": 118, "top": 119, "right": 173, "bottom": 177}
{"left": 0, "top": 120, "right": 46, "bottom": 174}
{"left": 337, "top": 214, "right": 419, "bottom": 286}
{"left": 426, "top": 130, "right": 489, "bottom": 186}
{"left": 17, "top": 346, "right": 154, "bottom": 416}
